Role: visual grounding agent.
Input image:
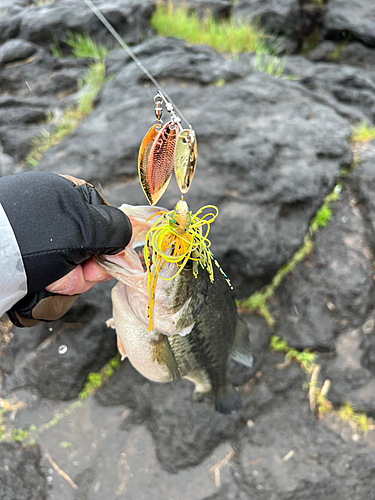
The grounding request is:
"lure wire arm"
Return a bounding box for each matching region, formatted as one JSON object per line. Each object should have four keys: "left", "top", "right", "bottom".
{"left": 81, "top": 0, "right": 192, "bottom": 130}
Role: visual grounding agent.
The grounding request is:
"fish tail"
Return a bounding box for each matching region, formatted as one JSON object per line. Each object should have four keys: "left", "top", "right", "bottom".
{"left": 215, "top": 383, "right": 241, "bottom": 414}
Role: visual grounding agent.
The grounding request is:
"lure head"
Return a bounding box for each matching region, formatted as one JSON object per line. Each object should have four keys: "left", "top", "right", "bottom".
{"left": 170, "top": 200, "right": 191, "bottom": 234}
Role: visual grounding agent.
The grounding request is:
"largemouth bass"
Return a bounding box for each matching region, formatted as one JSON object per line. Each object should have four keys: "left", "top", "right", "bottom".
{"left": 95, "top": 204, "right": 252, "bottom": 414}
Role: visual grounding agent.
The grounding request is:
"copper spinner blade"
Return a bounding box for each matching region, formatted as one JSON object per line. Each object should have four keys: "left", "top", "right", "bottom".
{"left": 174, "top": 129, "right": 197, "bottom": 194}
{"left": 138, "top": 124, "right": 160, "bottom": 205}
{"left": 146, "top": 121, "right": 178, "bottom": 205}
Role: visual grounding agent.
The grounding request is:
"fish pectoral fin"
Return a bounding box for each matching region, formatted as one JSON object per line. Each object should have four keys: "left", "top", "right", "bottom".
{"left": 106, "top": 317, "right": 116, "bottom": 329}
{"left": 117, "top": 334, "right": 127, "bottom": 361}
{"left": 230, "top": 318, "right": 253, "bottom": 368}
{"left": 151, "top": 333, "right": 181, "bottom": 382}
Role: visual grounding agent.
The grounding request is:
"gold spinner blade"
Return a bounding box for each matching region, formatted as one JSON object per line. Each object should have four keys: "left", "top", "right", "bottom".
{"left": 174, "top": 129, "right": 197, "bottom": 194}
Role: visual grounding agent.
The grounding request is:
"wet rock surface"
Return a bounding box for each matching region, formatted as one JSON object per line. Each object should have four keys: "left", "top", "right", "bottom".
{"left": 272, "top": 187, "right": 375, "bottom": 351}
{"left": 325, "top": 0, "right": 375, "bottom": 48}
{"left": 0, "top": 442, "right": 48, "bottom": 500}
{"left": 1, "top": 1, "right": 375, "bottom": 499}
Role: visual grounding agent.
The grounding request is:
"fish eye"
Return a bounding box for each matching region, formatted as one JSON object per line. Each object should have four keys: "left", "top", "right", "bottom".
{"left": 184, "top": 259, "right": 193, "bottom": 270}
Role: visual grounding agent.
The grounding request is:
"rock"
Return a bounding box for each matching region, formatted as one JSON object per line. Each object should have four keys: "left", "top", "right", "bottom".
{"left": 0, "top": 442, "right": 48, "bottom": 500}
{"left": 0, "top": 148, "right": 18, "bottom": 176}
{"left": 96, "top": 361, "right": 238, "bottom": 473}
{"left": 232, "top": 0, "right": 301, "bottom": 43}
{"left": 0, "top": 47, "right": 91, "bottom": 98}
{"left": 0, "top": 0, "right": 155, "bottom": 49}
{"left": 338, "top": 43, "right": 375, "bottom": 72}
{"left": 0, "top": 38, "right": 37, "bottom": 66}
{"left": 232, "top": 0, "right": 323, "bottom": 54}
{"left": 0, "top": 0, "right": 30, "bottom": 14}
{"left": 348, "top": 142, "right": 375, "bottom": 252}
{"left": 283, "top": 56, "right": 375, "bottom": 124}
{"left": 308, "top": 41, "right": 375, "bottom": 72}
{"left": 325, "top": 0, "right": 375, "bottom": 48}
{"left": 0, "top": 281, "right": 117, "bottom": 400}
{"left": 320, "top": 326, "right": 375, "bottom": 414}
{"left": 168, "top": 0, "right": 231, "bottom": 20}
{"left": 234, "top": 384, "right": 375, "bottom": 500}
{"left": 272, "top": 188, "right": 375, "bottom": 351}
{"left": 36, "top": 38, "right": 351, "bottom": 296}
{"left": 0, "top": 48, "right": 91, "bottom": 161}
{"left": 307, "top": 40, "right": 339, "bottom": 62}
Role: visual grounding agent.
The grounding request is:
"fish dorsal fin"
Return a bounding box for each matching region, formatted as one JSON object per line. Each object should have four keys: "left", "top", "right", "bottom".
{"left": 230, "top": 318, "right": 253, "bottom": 368}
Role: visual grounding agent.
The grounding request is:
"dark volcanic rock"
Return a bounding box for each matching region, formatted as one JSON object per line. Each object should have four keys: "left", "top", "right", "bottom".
{"left": 308, "top": 41, "right": 375, "bottom": 73}
{"left": 0, "top": 0, "right": 154, "bottom": 49}
{"left": 36, "top": 38, "right": 351, "bottom": 296}
{"left": 0, "top": 45, "right": 91, "bottom": 161}
{"left": 0, "top": 38, "right": 37, "bottom": 66}
{"left": 0, "top": 144, "right": 18, "bottom": 176}
{"left": 272, "top": 188, "right": 375, "bottom": 351}
{"left": 0, "top": 281, "right": 117, "bottom": 400}
{"left": 0, "top": 442, "right": 48, "bottom": 500}
{"left": 94, "top": 313, "right": 270, "bottom": 474}
{"left": 320, "top": 325, "right": 375, "bottom": 414}
{"left": 325, "top": 0, "right": 375, "bottom": 48}
{"left": 0, "top": 44, "right": 91, "bottom": 98}
{"left": 348, "top": 141, "right": 375, "bottom": 252}
{"left": 169, "top": 0, "right": 231, "bottom": 19}
{"left": 283, "top": 56, "right": 375, "bottom": 124}
{"left": 233, "top": 0, "right": 301, "bottom": 50}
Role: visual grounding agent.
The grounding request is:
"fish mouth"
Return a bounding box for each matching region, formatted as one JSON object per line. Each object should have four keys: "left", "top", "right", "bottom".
{"left": 134, "top": 245, "right": 152, "bottom": 272}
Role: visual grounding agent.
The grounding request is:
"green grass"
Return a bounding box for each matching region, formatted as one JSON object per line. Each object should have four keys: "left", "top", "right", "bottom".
{"left": 50, "top": 31, "right": 108, "bottom": 60}
{"left": 26, "top": 33, "right": 108, "bottom": 167}
{"left": 238, "top": 184, "right": 342, "bottom": 324}
{"left": 151, "top": 2, "right": 267, "bottom": 56}
{"left": 352, "top": 122, "right": 375, "bottom": 143}
{"left": 253, "top": 52, "right": 287, "bottom": 79}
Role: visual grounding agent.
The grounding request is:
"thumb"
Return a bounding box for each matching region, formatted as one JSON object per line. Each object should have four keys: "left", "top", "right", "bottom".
{"left": 85, "top": 202, "right": 132, "bottom": 256}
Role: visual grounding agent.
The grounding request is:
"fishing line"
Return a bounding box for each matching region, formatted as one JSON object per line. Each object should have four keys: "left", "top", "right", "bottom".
{"left": 81, "top": 0, "right": 192, "bottom": 129}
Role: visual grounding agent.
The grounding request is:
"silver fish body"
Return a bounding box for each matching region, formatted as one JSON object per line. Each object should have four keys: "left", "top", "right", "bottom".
{"left": 96, "top": 204, "right": 252, "bottom": 414}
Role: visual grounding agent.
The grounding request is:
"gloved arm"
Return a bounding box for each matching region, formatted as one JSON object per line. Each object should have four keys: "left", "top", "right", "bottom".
{"left": 0, "top": 172, "right": 132, "bottom": 327}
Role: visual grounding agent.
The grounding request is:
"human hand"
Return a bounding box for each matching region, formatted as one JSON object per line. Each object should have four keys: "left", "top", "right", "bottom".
{"left": 1, "top": 172, "right": 132, "bottom": 327}
{"left": 45, "top": 258, "right": 113, "bottom": 295}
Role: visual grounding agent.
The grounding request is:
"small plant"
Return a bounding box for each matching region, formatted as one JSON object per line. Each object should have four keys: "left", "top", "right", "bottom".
{"left": 253, "top": 52, "right": 286, "bottom": 79}
{"left": 310, "top": 187, "right": 340, "bottom": 232}
{"left": 26, "top": 34, "right": 107, "bottom": 167}
{"left": 270, "top": 335, "right": 316, "bottom": 373}
{"left": 311, "top": 203, "right": 332, "bottom": 229}
{"left": 59, "top": 441, "right": 72, "bottom": 449}
{"left": 64, "top": 31, "right": 108, "bottom": 61}
{"left": 11, "top": 428, "right": 30, "bottom": 442}
{"left": 339, "top": 402, "right": 371, "bottom": 433}
{"left": 352, "top": 122, "right": 375, "bottom": 143}
{"left": 79, "top": 354, "right": 121, "bottom": 400}
{"left": 151, "top": 2, "right": 267, "bottom": 56}
{"left": 214, "top": 79, "right": 226, "bottom": 87}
